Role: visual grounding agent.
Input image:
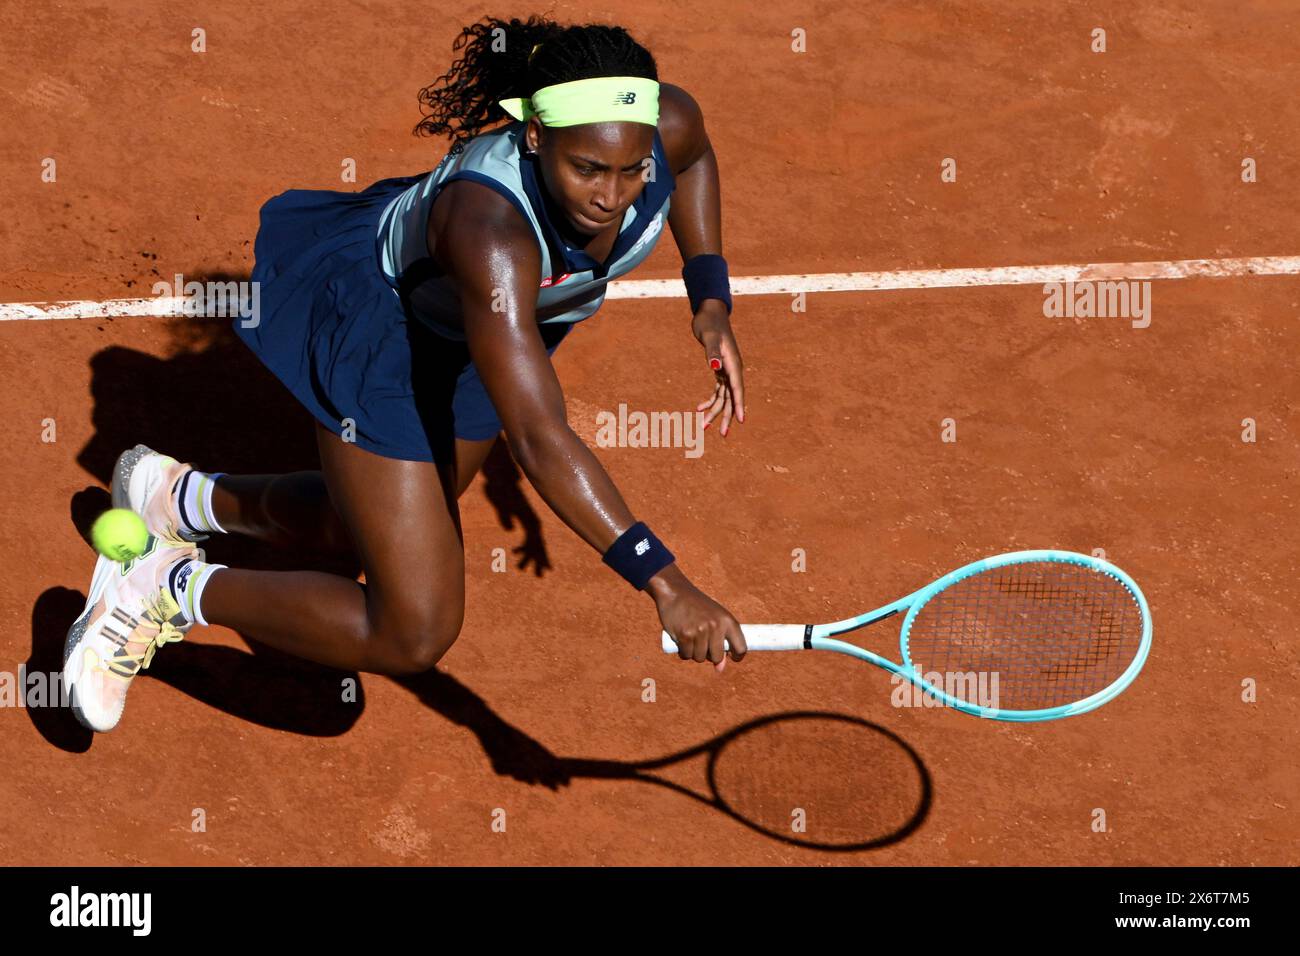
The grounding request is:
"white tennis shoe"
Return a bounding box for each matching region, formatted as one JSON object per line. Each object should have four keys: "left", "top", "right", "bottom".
{"left": 111, "top": 443, "right": 208, "bottom": 546}
{"left": 64, "top": 534, "right": 197, "bottom": 733}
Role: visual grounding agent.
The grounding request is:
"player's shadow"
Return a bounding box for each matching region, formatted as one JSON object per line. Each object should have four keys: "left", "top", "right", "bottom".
{"left": 37, "top": 271, "right": 553, "bottom": 746}
{"left": 396, "top": 668, "right": 933, "bottom": 853}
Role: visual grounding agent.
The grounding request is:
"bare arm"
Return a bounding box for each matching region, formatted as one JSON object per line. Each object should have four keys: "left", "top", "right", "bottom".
{"left": 435, "top": 182, "right": 690, "bottom": 594}
{"left": 429, "top": 153, "right": 744, "bottom": 666}
{"left": 662, "top": 83, "right": 723, "bottom": 269}
{"left": 661, "top": 83, "right": 745, "bottom": 431}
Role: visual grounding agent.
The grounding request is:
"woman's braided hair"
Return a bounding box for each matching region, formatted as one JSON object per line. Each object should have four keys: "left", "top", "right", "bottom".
{"left": 414, "top": 15, "right": 658, "bottom": 154}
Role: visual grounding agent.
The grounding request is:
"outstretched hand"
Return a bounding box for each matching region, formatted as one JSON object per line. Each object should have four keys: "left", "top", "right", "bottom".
{"left": 691, "top": 301, "right": 745, "bottom": 437}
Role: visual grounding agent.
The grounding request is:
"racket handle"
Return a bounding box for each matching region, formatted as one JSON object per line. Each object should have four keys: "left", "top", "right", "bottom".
{"left": 660, "top": 624, "right": 806, "bottom": 654}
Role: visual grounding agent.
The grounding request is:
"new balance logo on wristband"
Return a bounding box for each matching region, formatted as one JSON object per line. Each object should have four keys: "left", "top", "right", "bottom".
{"left": 603, "top": 521, "right": 675, "bottom": 590}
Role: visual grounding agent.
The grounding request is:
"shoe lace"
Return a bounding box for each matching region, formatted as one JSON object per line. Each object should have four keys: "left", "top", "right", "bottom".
{"left": 99, "top": 591, "right": 187, "bottom": 682}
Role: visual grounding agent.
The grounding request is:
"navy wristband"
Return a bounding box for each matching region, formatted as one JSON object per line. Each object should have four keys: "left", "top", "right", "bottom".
{"left": 682, "top": 253, "right": 732, "bottom": 316}
{"left": 602, "top": 521, "right": 675, "bottom": 591}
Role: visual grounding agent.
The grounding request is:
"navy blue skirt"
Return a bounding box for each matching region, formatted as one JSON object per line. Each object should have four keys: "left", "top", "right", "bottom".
{"left": 235, "top": 175, "right": 575, "bottom": 463}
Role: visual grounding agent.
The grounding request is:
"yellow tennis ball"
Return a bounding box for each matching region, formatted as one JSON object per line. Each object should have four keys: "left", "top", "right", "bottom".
{"left": 91, "top": 508, "right": 150, "bottom": 562}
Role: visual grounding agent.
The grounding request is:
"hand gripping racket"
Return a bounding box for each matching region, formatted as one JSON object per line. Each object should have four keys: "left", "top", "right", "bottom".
{"left": 661, "top": 550, "right": 1153, "bottom": 722}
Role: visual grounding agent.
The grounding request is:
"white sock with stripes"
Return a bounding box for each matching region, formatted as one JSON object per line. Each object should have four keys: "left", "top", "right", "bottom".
{"left": 173, "top": 470, "right": 228, "bottom": 535}
{"left": 167, "top": 557, "right": 226, "bottom": 627}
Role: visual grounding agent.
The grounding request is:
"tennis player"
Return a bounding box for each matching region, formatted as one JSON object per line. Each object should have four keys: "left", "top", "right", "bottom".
{"left": 65, "top": 16, "right": 749, "bottom": 732}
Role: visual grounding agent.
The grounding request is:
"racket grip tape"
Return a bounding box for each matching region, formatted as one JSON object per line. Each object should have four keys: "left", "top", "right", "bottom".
{"left": 660, "top": 624, "right": 808, "bottom": 653}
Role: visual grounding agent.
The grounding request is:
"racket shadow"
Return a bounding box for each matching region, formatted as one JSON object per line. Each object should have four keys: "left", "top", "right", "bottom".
{"left": 396, "top": 673, "right": 931, "bottom": 853}
{"left": 563, "top": 711, "right": 932, "bottom": 853}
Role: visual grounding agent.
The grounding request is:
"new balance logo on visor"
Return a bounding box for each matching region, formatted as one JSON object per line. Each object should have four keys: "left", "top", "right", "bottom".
{"left": 614, "top": 92, "right": 637, "bottom": 104}
{"left": 634, "top": 538, "right": 650, "bottom": 557}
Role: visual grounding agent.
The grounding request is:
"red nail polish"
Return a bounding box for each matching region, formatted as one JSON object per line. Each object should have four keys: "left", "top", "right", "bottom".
{"left": 709, "top": 358, "right": 722, "bottom": 371}
{"left": 703, "top": 421, "right": 710, "bottom": 430}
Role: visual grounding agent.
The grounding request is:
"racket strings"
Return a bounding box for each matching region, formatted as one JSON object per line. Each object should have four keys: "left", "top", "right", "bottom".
{"left": 904, "top": 563, "right": 1144, "bottom": 712}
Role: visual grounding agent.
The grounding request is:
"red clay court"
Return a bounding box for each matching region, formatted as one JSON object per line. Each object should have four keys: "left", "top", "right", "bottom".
{"left": 1, "top": 2, "right": 1297, "bottom": 865}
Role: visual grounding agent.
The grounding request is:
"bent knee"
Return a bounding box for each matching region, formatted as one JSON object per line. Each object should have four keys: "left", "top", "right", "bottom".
{"left": 375, "top": 607, "right": 465, "bottom": 675}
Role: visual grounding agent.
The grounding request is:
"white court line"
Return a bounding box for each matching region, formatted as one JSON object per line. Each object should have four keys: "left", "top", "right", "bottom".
{"left": 608, "top": 255, "right": 1300, "bottom": 299}
{"left": 2, "top": 255, "right": 1298, "bottom": 321}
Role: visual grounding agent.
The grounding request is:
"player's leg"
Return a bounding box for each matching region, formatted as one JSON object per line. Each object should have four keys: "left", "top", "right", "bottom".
{"left": 67, "top": 429, "right": 499, "bottom": 732}
{"left": 208, "top": 470, "right": 356, "bottom": 554}
{"left": 452, "top": 433, "right": 500, "bottom": 499}
{"left": 196, "top": 422, "right": 468, "bottom": 674}
{"left": 169, "top": 432, "right": 501, "bottom": 559}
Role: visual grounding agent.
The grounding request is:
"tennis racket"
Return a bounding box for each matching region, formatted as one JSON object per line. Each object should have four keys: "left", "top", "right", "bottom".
{"left": 661, "top": 550, "right": 1152, "bottom": 722}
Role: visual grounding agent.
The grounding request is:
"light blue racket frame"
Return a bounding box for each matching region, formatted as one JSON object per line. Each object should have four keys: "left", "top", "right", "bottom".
{"left": 661, "top": 550, "right": 1153, "bottom": 722}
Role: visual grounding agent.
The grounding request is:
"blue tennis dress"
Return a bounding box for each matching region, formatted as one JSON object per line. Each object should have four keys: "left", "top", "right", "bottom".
{"left": 235, "top": 120, "right": 676, "bottom": 462}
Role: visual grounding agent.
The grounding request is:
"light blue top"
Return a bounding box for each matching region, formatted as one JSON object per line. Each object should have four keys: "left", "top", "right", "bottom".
{"left": 375, "top": 120, "right": 676, "bottom": 341}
